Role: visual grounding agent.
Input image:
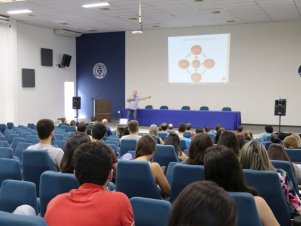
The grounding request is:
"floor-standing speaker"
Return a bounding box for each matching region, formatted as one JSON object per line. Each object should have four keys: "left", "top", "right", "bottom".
{"left": 274, "top": 99, "right": 286, "bottom": 116}
{"left": 72, "top": 97, "right": 81, "bottom": 109}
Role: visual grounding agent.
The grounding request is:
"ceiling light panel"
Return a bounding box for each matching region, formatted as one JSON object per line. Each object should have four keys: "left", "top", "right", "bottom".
{"left": 82, "top": 2, "right": 110, "bottom": 8}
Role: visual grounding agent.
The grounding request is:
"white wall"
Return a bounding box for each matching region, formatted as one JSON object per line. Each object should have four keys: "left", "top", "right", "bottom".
{"left": 126, "top": 21, "right": 301, "bottom": 126}
{"left": 16, "top": 23, "right": 76, "bottom": 125}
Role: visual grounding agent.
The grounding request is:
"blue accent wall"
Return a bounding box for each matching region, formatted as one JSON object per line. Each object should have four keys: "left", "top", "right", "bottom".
{"left": 76, "top": 32, "right": 125, "bottom": 119}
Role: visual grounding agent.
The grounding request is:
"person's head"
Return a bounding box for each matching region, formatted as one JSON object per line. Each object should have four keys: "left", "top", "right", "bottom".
{"left": 178, "top": 123, "right": 187, "bottom": 133}
{"left": 195, "top": 128, "right": 204, "bottom": 134}
{"left": 168, "top": 181, "right": 237, "bottom": 226}
{"left": 128, "top": 120, "right": 139, "bottom": 134}
{"left": 91, "top": 123, "right": 106, "bottom": 140}
{"left": 218, "top": 130, "right": 240, "bottom": 157}
{"left": 91, "top": 116, "right": 97, "bottom": 123}
{"left": 278, "top": 132, "right": 286, "bottom": 141}
{"left": 214, "top": 127, "right": 225, "bottom": 144}
{"left": 149, "top": 124, "right": 159, "bottom": 137}
{"left": 270, "top": 134, "right": 281, "bottom": 143}
{"left": 236, "top": 133, "right": 245, "bottom": 150}
{"left": 283, "top": 135, "right": 299, "bottom": 149}
{"left": 70, "top": 120, "right": 76, "bottom": 126}
{"left": 240, "top": 141, "right": 274, "bottom": 171}
{"left": 237, "top": 126, "right": 243, "bottom": 133}
{"left": 244, "top": 130, "right": 253, "bottom": 141}
{"left": 265, "top": 125, "right": 274, "bottom": 133}
{"left": 164, "top": 132, "right": 181, "bottom": 153}
{"left": 291, "top": 133, "right": 301, "bottom": 147}
{"left": 168, "top": 123, "right": 174, "bottom": 130}
{"left": 204, "top": 145, "right": 257, "bottom": 195}
{"left": 215, "top": 124, "right": 222, "bottom": 131}
{"left": 135, "top": 135, "right": 156, "bottom": 158}
{"left": 101, "top": 119, "right": 108, "bottom": 126}
{"left": 77, "top": 122, "right": 87, "bottom": 133}
{"left": 60, "top": 132, "right": 91, "bottom": 173}
{"left": 204, "top": 127, "right": 210, "bottom": 132}
{"left": 161, "top": 122, "right": 168, "bottom": 131}
{"left": 267, "top": 144, "right": 290, "bottom": 162}
{"left": 36, "top": 119, "right": 55, "bottom": 140}
{"left": 187, "top": 133, "right": 213, "bottom": 165}
{"left": 186, "top": 123, "right": 192, "bottom": 131}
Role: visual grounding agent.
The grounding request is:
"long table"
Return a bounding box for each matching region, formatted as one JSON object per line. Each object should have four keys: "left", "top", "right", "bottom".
{"left": 122, "top": 109, "right": 241, "bottom": 130}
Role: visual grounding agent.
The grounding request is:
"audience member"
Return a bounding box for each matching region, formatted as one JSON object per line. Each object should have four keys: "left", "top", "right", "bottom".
{"left": 182, "top": 133, "right": 213, "bottom": 165}
{"left": 236, "top": 133, "right": 245, "bottom": 150}
{"left": 77, "top": 122, "right": 87, "bottom": 133}
{"left": 70, "top": 120, "right": 76, "bottom": 127}
{"left": 120, "top": 120, "right": 141, "bottom": 141}
{"left": 268, "top": 144, "right": 301, "bottom": 185}
{"left": 283, "top": 135, "right": 299, "bottom": 149}
{"left": 160, "top": 122, "right": 168, "bottom": 131}
{"left": 270, "top": 134, "right": 281, "bottom": 144}
{"left": 260, "top": 125, "right": 274, "bottom": 142}
{"left": 167, "top": 123, "right": 174, "bottom": 132}
{"left": 45, "top": 142, "right": 134, "bottom": 226}
{"left": 27, "top": 119, "right": 64, "bottom": 170}
{"left": 291, "top": 133, "right": 301, "bottom": 147}
{"left": 218, "top": 130, "right": 240, "bottom": 157}
{"left": 91, "top": 123, "right": 118, "bottom": 169}
{"left": 177, "top": 123, "right": 191, "bottom": 148}
{"left": 244, "top": 130, "right": 253, "bottom": 141}
{"left": 164, "top": 132, "right": 187, "bottom": 161}
{"left": 60, "top": 132, "right": 91, "bottom": 173}
{"left": 214, "top": 127, "right": 225, "bottom": 144}
{"left": 149, "top": 124, "right": 163, "bottom": 144}
{"left": 168, "top": 181, "right": 237, "bottom": 226}
{"left": 195, "top": 127, "right": 205, "bottom": 134}
{"left": 205, "top": 145, "right": 279, "bottom": 226}
{"left": 240, "top": 141, "right": 301, "bottom": 215}
{"left": 236, "top": 126, "right": 243, "bottom": 135}
{"left": 135, "top": 135, "right": 170, "bottom": 196}
{"left": 186, "top": 123, "right": 196, "bottom": 137}
{"left": 101, "top": 119, "right": 113, "bottom": 138}
{"left": 58, "top": 118, "right": 69, "bottom": 127}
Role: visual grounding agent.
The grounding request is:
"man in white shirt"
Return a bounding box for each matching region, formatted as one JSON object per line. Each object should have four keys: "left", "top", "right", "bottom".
{"left": 27, "top": 119, "right": 64, "bottom": 170}
{"left": 126, "top": 90, "right": 151, "bottom": 120}
{"left": 120, "top": 120, "right": 141, "bottom": 141}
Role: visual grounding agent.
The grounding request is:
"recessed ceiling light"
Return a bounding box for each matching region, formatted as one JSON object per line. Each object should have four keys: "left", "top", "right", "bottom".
{"left": 212, "top": 10, "right": 221, "bottom": 14}
{"left": 128, "top": 17, "right": 137, "bottom": 20}
{"left": 132, "top": 30, "right": 143, "bottom": 34}
{"left": 82, "top": 2, "right": 110, "bottom": 8}
{"left": 7, "top": 9, "right": 32, "bottom": 14}
{"left": 226, "top": 20, "right": 236, "bottom": 23}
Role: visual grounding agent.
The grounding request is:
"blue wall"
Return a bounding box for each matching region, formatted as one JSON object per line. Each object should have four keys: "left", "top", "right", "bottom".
{"left": 76, "top": 32, "right": 125, "bottom": 119}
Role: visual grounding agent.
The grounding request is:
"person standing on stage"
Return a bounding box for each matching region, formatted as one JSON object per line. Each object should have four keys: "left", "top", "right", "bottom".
{"left": 127, "top": 90, "right": 151, "bottom": 120}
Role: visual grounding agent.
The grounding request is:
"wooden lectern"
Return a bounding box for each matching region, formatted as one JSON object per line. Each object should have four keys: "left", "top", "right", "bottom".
{"left": 95, "top": 99, "right": 111, "bottom": 122}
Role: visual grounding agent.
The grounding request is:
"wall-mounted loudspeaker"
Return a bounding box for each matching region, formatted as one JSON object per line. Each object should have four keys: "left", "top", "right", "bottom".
{"left": 58, "top": 54, "right": 72, "bottom": 68}
{"left": 274, "top": 99, "right": 286, "bottom": 116}
{"left": 72, "top": 97, "right": 81, "bottom": 109}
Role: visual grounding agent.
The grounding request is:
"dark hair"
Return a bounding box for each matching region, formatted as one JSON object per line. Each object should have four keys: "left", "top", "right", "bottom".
{"left": 60, "top": 132, "right": 91, "bottom": 173}
{"left": 92, "top": 123, "right": 106, "bottom": 140}
{"left": 186, "top": 123, "right": 192, "bottom": 130}
{"left": 168, "top": 181, "right": 237, "bottom": 226}
{"left": 128, "top": 120, "right": 139, "bottom": 133}
{"left": 214, "top": 127, "right": 225, "bottom": 144}
{"left": 164, "top": 132, "right": 181, "bottom": 155}
{"left": 161, "top": 123, "right": 168, "bottom": 131}
{"left": 236, "top": 133, "right": 245, "bottom": 150}
{"left": 237, "top": 126, "right": 243, "bottom": 133}
{"left": 265, "top": 125, "right": 274, "bottom": 133}
{"left": 215, "top": 124, "right": 222, "bottom": 131}
{"left": 36, "top": 119, "right": 54, "bottom": 140}
{"left": 270, "top": 134, "right": 281, "bottom": 143}
{"left": 72, "top": 142, "right": 112, "bottom": 185}
{"left": 218, "top": 130, "right": 240, "bottom": 156}
{"left": 77, "top": 122, "right": 87, "bottom": 133}
{"left": 187, "top": 133, "right": 213, "bottom": 165}
{"left": 136, "top": 135, "right": 156, "bottom": 158}
{"left": 70, "top": 120, "right": 76, "bottom": 126}
{"left": 178, "top": 123, "right": 187, "bottom": 133}
{"left": 205, "top": 145, "right": 258, "bottom": 195}
{"left": 91, "top": 116, "right": 97, "bottom": 122}
{"left": 195, "top": 128, "right": 204, "bottom": 134}
{"left": 204, "top": 127, "right": 210, "bottom": 132}
{"left": 268, "top": 144, "right": 291, "bottom": 162}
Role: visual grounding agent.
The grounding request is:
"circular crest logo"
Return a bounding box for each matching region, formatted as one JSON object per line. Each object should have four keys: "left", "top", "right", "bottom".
{"left": 93, "top": 63, "right": 107, "bottom": 79}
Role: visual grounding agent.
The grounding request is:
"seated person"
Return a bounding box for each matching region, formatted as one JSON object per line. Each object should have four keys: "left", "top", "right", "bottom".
{"left": 177, "top": 123, "right": 191, "bottom": 148}
{"left": 58, "top": 118, "right": 69, "bottom": 127}
{"left": 218, "top": 130, "right": 240, "bottom": 157}
{"left": 134, "top": 135, "right": 170, "bottom": 196}
{"left": 101, "top": 119, "right": 113, "bottom": 138}
{"left": 259, "top": 125, "right": 274, "bottom": 142}
{"left": 149, "top": 124, "right": 164, "bottom": 144}
{"left": 27, "top": 119, "right": 64, "bottom": 170}
{"left": 168, "top": 181, "right": 236, "bottom": 226}
{"left": 45, "top": 142, "right": 134, "bottom": 226}
{"left": 164, "top": 132, "right": 187, "bottom": 161}
{"left": 283, "top": 135, "right": 299, "bottom": 149}
{"left": 77, "top": 122, "right": 88, "bottom": 133}
{"left": 120, "top": 120, "right": 141, "bottom": 141}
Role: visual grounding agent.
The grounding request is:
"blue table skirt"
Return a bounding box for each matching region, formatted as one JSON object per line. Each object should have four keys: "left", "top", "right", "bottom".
{"left": 122, "top": 109, "right": 241, "bottom": 130}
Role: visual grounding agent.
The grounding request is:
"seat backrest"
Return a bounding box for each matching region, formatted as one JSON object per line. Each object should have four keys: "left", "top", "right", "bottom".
{"left": 116, "top": 160, "right": 161, "bottom": 199}
{"left": 145, "top": 105, "right": 153, "bottom": 109}
{"left": 243, "top": 169, "right": 291, "bottom": 226}
{"left": 179, "top": 139, "right": 187, "bottom": 151}
{"left": 39, "top": 171, "right": 79, "bottom": 216}
{"left": 27, "top": 123, "right": 36, "bottom": 130}
{"left": 0, "top": 159, "right": 21, "bottom": 187}
{"left": 120, "top": 139, "right": 137, "bottom": 156}
{"left": 22, "top": 150, "right": 57, "bottom": 195}
{"left": 66, "top": 126, "right": 76, "bottom": 132}
{"left": 229, "top": 192, "right": 263, "bottom": 226}
{"left": 130, "top": 197, "right": 171, "bottom": 226}
{"left": 10, "top": 137, "right": 26, "bottom": 152}
{"left": 169, "top": 164, "right": 204, "bottom": 202}
{"left": 158, "top": 132, "right": 168, "bottom": 141}
{"left": 14, "top": 142, "right": 31, "bottom": 162}
{"left": 0, "top": 141, "right": 9, "bottom": 148}
{"left": 0, "top": 179, "right": 38, "bottom": 214}
{"left": 6, "top": 134, "right": 19, "bottom": 144}
{"left": 222, "top": 107, "right": 232, "bottom": 111}
{"left": 160, "top": 105, "right": 168, "bottom": 110}
{"left": 107, "top": 144, "right": 120, "bottom": 156}
{"left": 263, "top": 141, "right": 272, "bottom": 150}
{"left": 6, "top": 123, "right": 14, "bottom": 129}
{"left": 153, "top": 145, "right": 179, "bottom": 168}
{"left": 271, "top": 160, "right": 298, "bottom": 193}
{"left": 0, "top": 124, "right": 6, "bottom": 133}
{"left": 53, "top": 140, "right": 65, "bottom": 150}
{"left": 165, "top": 162, "right": 179, "bottom": 185}
{"left": 181, "top": 106, "right": 190, "bottom": 110}
{"left": 200, "top": 106, "right": 209, "bottom": 111}
{"left": 0, "top": 147, "right": 13, "bottom": 159}
{"left": 0, "top": 210, "right": 47, "bottom": 226}
{"left": 183, "top": 131, "right": 191, "bottom": 138}
{"left": 286, "top": 149, "right": 301, "bottom": 163}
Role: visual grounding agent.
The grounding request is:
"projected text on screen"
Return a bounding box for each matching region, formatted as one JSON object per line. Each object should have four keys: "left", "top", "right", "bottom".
{"left": 168, "top": 33, "right": 230, "bottom": 84}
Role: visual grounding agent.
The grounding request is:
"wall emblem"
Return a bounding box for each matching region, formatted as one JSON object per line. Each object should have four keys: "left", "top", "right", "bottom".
{"left": 93, "top": 63, "right": 107, "bottom": 79}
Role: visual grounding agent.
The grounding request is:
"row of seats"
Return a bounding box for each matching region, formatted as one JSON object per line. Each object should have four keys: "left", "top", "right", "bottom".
{"left": 145, "top": 105, "right": 232, "bottom": 111}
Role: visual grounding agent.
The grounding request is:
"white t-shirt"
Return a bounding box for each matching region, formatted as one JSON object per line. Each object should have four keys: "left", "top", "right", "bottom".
{"left": 27, "top": 143, "right": 64, "bottom": 169}
{"left": 120, "top": 134, "right": 141, "bottom": 142}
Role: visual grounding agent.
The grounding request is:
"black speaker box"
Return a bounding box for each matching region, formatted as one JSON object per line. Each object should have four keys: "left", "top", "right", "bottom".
{"left": 274, "top": 99, "right": 286, "bottom": 116}
{"left": 61, "top": 54, "right": 72, "bottom": 67}
{"left": 72, "top": 97, "right": 81, "bottom": 109}
{"left": 41, "top": 48, "right": 53, "bottom": 66}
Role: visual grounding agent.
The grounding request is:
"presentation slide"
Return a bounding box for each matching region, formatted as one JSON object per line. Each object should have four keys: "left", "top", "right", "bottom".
{"left": 168, "top": 33, "right": 230, "bottom": 84}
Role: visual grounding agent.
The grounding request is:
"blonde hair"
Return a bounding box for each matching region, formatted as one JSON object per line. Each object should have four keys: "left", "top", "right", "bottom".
{"left": 283, "top": 135, "right": 299, "bottom": 149}
{"left": 149, "top": 124, "right": 159, "bottom": 137}
{"left": 290, "top": 134, "right": 301, "bottom": 147}
{"left": 240, "top": 141, "right": 274, "bottom": 171}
